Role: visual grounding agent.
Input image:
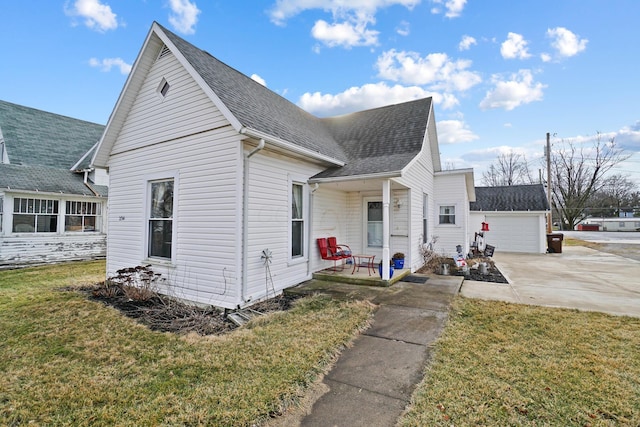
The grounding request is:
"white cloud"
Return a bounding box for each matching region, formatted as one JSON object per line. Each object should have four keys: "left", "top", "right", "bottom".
{"left": 546, "top": 27, "right": 588, "bottom": 59}
{"left": 88, "top": 57, "right": 131, "bottom": 74}
{"left": 268, "top": 0, "right": 421, "bottom": 25}
{"left": 268, "top": 0, "right": 419, "bottom": 48}
{"left": 500, "top": 32, "right": 531, "bottom": 59}
{"left": 430, "top": 0, "right": 467, "bottom": 18}
{"left": 297, "top": 82, "right": 453, "bottom": 117}
{"left": 376, "top": 49, "right": 481, "bottom": 92}
{"left": 540, "top": 53, "right": 552, "bottom": 62}
{"left": 479, "top": 69, "right": 546, "bottom": 111}
{"left": 396, "top": 20, "right": 410, "bottom": 36}
{"left": 168, "top": 0, "right": 201, "bottom": 35}
{"left": 311, "top": 19, "right": 379, "bottom": 48}
{"left": 65, "top": 0, "right": 118, "bottom": 32}
{"left": 437, "top": 120, "right": 479, "bottom": 144}
{"left": 458, "top": 35, "right": 476, "bottom": 51}
{"left": 251, "top": 74, "right": 267, "bottom": 86}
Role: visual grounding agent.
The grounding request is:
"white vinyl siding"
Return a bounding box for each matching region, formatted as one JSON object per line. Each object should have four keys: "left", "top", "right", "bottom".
{"left": 434, "top": 172, "right": 470, "bottom": 257}
{"left": 111, "top": 51, "right": 225, "bottom": 157}
{"left": 244, "top": 150, "right": 323, "bottom": 304}
{"left": 104, "top": 51, "right": 243, "bottom": 308}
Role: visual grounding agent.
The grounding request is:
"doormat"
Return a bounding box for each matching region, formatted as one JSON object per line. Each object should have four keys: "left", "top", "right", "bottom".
{"left": 402, "top": 275, "right": 429, "bottom": 284}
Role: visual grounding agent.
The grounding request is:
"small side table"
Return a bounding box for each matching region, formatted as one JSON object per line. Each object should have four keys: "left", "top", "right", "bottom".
{"left": 352, "top": 254, "right": 376, "bottom": 276}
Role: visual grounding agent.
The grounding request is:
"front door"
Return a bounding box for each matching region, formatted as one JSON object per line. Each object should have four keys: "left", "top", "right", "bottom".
{"left": 364, "top": 199, "right": 383, "bottom": 255}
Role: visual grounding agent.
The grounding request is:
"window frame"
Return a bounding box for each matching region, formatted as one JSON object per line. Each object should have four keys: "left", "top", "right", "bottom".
{"left": 12, "top": 197, "right": 59, "bottom": 233}
{"left": 288, "top": 176, "right": 308, "bottom": 263}
{"left": 422, "top": 194, "right": 429, "bottom": 244}
{"left": 438, "top": 204, "right": 456, "bottom": 225}
{"left": 65, "top": 201, "right": 102, "bottom": 232}
{"left": 145, "top": 173, "right": 178, "bottom": 264}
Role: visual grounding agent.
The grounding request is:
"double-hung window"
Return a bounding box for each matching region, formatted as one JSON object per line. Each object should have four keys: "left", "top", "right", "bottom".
{"left": 439, "top": 205, "right": 456, "bottom": 225}
{"left": 291, "top": 183, "right": 304, "bottom": 258}
{"left": 65, "top": 201, "right": 101, "bottom": 232}
{"left": 148, "top": 179, "right": 174, "bottom": 260}
{"left": 13, "top": 198, "right": 58, "bottom": 233}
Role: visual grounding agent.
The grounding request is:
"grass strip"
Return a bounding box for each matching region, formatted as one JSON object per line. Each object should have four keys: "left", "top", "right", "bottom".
{"left": 0, "top": 261, "right": 373, "bottom": 426}
{"left": 400, "top": 297, "right": 640, "bottom": 426}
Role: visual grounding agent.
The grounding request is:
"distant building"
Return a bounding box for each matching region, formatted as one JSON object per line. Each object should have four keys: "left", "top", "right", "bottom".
{"left": 0, "top": 100, "right": 108, "bottom": 268}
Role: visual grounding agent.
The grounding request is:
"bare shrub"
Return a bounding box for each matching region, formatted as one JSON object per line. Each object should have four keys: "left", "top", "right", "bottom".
{"left": 105, "top": 265, "right": 163, "bottom": 302}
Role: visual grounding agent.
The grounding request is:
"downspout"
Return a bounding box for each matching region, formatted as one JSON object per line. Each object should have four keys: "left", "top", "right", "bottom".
{"left": 241, "top": 138, "right": 265, "bottom": 305}
{"left": 82, "top": 169, "right": 101, "bottom": 197}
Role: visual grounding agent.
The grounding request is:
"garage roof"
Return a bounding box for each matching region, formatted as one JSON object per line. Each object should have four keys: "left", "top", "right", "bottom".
{"left": 471, "top": 184, "right": 549, "bottom": 211}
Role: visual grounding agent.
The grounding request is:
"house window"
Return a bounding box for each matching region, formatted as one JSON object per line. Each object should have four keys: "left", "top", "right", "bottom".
{"left": 439, "top": 205, "right": 455, "bottom": 225}
{"left": 367, "top": 201, "right": 383, "bottom": 248}
{"left": 148, "top": 179, "right": 174, "bottom": 259}
{"left": 65, "top": 201, "right": 101, "bottom": 232}
{"left": 291, "top": 183, "right": 304, "bottom": 258}
{"left": 422, "top": 194, "right": 428, "bottom": 244}
{"left": 157, "top": 78, "right": 170, "bottom": 98}
{"left": 12, "top": 198, "right": 59, "bottom": 233}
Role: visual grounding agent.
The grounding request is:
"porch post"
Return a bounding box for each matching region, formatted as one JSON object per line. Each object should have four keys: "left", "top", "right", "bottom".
{"left": 382, "top": 179, "right": 391, "bottom": 280}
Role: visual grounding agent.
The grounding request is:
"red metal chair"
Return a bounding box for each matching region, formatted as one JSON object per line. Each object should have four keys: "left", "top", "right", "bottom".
{"left": 328, "top": 237, "right": 352, "bottom": 265}
{"left": 317, "top": 237, "right": 349, "bottom": 271}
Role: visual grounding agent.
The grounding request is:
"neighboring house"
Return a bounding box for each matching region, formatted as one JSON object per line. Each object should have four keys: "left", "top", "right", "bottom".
{"left": 469, "top": 184, "right": 550, "bottom": 253}
{"left": 91, "top": 22, "right": 475, "bottom": 309}
{"left": 0, "top": 100, "right": 108, "bottom": 268}
{"left": 581, "top": 218, "right": 640, "bottom": 231}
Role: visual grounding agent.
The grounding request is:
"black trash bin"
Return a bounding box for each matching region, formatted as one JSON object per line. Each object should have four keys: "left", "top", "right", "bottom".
{"left": 547, "top": 233, "right": 563, "bottom": 253}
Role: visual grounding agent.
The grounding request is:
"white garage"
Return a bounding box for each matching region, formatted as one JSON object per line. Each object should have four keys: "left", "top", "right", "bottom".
{"left": 469, "top": 185, "right": 550, "bottom": 254}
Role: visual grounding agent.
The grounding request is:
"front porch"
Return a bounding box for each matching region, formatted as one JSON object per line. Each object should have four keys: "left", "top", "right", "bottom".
{"left": 312, "top": 264, "right": 411, "bottom": 287}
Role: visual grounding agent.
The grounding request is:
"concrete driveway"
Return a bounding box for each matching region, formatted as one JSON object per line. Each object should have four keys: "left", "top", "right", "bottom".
{"left": 460, "top": 245, "right": 640, "bottom": 317}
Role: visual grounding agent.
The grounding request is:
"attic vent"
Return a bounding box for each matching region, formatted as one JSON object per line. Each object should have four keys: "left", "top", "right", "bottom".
{"left": 157, "top": 44, "right": 171, "bottom": 61}
{"left": 157, "top": 78, "right": 170, "bottom": 98}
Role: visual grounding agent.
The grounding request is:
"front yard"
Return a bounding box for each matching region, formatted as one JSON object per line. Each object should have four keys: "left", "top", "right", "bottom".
{"left": 400, "top": 298, "right": 640, "bottom": 426}
{"left": 2, "top": 260, "right": 639, "bottom": 426}
{"left": 0, "top": 261, "right": 373, "bottom": 426}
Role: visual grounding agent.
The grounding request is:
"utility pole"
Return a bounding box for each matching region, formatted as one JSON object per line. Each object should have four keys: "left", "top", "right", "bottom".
{"left": 546, "top": 132, "right": 552, "bottom": 234}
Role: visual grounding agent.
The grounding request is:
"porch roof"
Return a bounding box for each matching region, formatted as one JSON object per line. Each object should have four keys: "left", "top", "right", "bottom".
{"left": 0, "top": 164, "right": 107, "bottom": 197}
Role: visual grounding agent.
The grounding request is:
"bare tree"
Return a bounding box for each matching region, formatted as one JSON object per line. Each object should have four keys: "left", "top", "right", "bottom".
{"left": 482, "top": 151, "right": 534, "bottom": 186}
{"left": 549, "top": 134, "right": 630, "bottom": 229}
{"left": 587, "top": 174, "right": 639, "bottom": 217}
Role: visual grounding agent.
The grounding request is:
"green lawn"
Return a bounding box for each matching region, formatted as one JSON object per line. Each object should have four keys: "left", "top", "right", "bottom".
{"left": 400, "top": 297, "right": 640, "bottom": 426}
{"left": 0, "top": 261, "right": 373, "bottom": 426}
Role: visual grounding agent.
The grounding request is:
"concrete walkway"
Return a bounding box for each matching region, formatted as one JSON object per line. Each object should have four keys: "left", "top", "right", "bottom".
{"left": 286, "top": 274, "right": 463, "bottom": 427}
{"left": 461, "top": 245, "right": 640, "bottom": 317}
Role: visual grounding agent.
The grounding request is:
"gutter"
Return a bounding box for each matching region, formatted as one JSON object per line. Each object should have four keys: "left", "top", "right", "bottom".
{"left": 240, "top": 127, "right": 345, "bottom": 167}
{"left": 240, "top": 138, "right": 265, "bottom": 305}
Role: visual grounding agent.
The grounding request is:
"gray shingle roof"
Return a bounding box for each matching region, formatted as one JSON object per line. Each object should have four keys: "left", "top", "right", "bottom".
{"left": 160, "top": 25, "right": 347, "bottom": 162}
{"left": 0, "top": 100, "right": 104, "bottom": 169}
{"left": 0, "top": 164, "right": 107, "bottom": 197}
{"left": 314, "top": 98, "right": 431, "bottom": 178}
{"left": 471, "top": 184, "right": 550, "bottom": 211}
{"left": 158, "top": 24, "right": 430, "bottom": 178}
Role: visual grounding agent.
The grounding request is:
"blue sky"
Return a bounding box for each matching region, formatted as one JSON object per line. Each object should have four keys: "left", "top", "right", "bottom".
{"left": 2, "top": 0, "right": 639, "bottom": 184}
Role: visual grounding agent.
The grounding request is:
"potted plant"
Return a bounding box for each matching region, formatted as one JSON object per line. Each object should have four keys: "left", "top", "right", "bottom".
{"left": 379, "top": 259, "right": 394, "bottom": 279}
{"left": 392, "top": 252, "right": 405, "bottom": 269}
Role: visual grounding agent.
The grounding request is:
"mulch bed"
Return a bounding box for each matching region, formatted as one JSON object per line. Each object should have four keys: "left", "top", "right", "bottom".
{"left": 416, "top": 255, "right": 508, "bottom": 284}
{"left": 72, "top": 284, "right": 301, "bottom": 336}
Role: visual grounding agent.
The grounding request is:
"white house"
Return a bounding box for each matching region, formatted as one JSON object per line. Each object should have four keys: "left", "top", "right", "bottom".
{"left": 469, "top": 184, "right": 550, "bottom": 253}
{"left": 91, "top": 22, "right": 475, "bottom": 309}
{"left": 0, "top": 100, "right": 108, "bottom": 268}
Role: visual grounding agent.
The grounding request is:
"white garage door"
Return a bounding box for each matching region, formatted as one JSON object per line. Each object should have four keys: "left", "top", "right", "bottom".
{"left": 484, "top": 215, "right": 542, "bottom": 253}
